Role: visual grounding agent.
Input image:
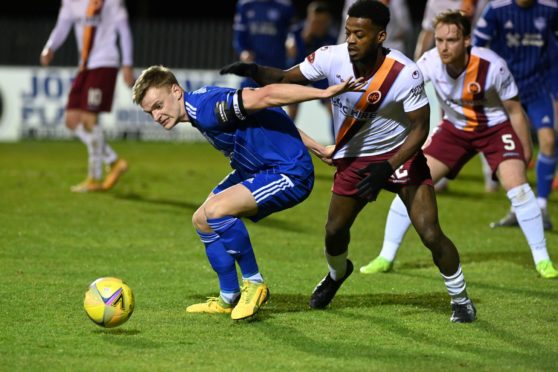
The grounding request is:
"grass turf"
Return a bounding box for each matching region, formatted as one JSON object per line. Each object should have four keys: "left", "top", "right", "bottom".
{"left": 1, "top": 141, "right": 557, "bottom": 370}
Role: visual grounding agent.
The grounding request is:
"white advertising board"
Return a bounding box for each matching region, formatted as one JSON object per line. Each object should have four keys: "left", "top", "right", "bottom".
{"left": 0, "top": 67, "right": 439, "bottom": 144}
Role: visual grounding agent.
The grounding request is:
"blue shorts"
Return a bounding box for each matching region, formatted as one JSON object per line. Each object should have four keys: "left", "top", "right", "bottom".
{"left": 522, "top": 92, "right": 555, "bottom": 130}
{"left": 212, "top": 170, "right": 314, "bottom": 222}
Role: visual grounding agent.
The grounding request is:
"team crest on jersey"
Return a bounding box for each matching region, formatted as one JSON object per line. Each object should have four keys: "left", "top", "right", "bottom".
{"left": 534, "top": 17, "right": 547, "bottom": 31}
{"left": 467, "top": 82, "right": 481, "bottom": 94}
{"left": 367, "top": 91, "right": 382, "bottom": 104}
{"left": 411, "top": 70, "right": 420, "bottom": 79}
{"left": 307, "top": 52, "right": 316, "bottom": 63}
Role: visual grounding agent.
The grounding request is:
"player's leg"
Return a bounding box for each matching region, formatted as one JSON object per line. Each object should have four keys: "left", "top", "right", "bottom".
{"left": 88, "top": 67, "right": 127, "bottom": 191}
{"left": 309, "top": 193, "right": 366, "bottom": 309}
{"left": 480, "top": 153, "right": 499, "bottom": 192}
{"left": 64, "top": 71, "right": 103, "bottom": 192}
{"left": 360, "top": 153, "right": 451, "bottom": 274}
{"left": 535, "top": 126, "right": 555, "bottom": 229}
{"left": 189, "top": 183, "right": 259, "bottom": 316}
{"left": 529, "top": 95, "right": 555, "bottom": 229}
{"left": 497, "top": 158, "right": 558, "bottom": 278}
{"left": 360, "top": 122, "right": 460, "bottom": 274}
{"left": 400, "top": 184, "right": 476, "bottom": 322}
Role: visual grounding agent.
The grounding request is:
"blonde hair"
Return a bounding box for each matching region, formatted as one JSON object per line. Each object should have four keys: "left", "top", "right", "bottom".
{"left": 132, "top": 65, "right": 180, "bottom": 105}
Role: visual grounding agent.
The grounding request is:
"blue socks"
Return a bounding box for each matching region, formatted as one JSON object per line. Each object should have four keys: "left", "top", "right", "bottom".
{"left": 535, "top": 153, "right": 556, "bottom": 199}
{"left": 207, "top": 216, "right": 260, "bottom": 278}
{"left": 196, "top": 230, "right": 240, "bottom": 299}
{"left": 195, "top": 216, "right": 262, "bottom": 301}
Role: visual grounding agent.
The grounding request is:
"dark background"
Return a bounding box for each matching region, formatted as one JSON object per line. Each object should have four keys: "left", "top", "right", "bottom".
{"left": 6, "top": 0, "right": 427, "bottom": 23}
{"left": 0, "top": 0, "right": 428, "bottom": 68}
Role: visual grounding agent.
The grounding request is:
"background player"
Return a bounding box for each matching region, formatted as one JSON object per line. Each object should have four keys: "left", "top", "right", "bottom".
{"left": 360, "top": 9, "right": 558, "bottom": 279}
{"left": 40, "top": 0, "right": 134, "bottom": 192}
{"left": 233, "top": 0, "right": 298, "bottom": 89}
{"left": 473, "top": 0, "right": 558, "bottom": 230}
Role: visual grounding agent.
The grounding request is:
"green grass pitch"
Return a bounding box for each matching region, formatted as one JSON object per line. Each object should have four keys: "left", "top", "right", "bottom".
{"left": 1, "top": 140, "right": 557, "bottom": 370}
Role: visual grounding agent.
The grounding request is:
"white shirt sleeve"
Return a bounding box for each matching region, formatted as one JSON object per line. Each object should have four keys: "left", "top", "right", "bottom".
{"left": 43, "top": 0, "right": 74, "bottom": 52}
{"left": 298, "top": 45, "right": 334, "bottom": 82}
{"left": 399, "top": 65, "right": 429, "bottom": 113}
{"left": 493, "top": 58, "right": 519, "bottom": 102}
{"left": 415, "top": 52, "right": 432, "bottom": 84}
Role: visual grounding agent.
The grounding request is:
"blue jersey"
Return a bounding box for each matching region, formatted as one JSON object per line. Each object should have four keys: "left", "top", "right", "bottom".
{"left": 233, "top": 0, "right": 296, "bottom": 69}
{"left": 473, "top": 0, "right": 558, "bottom": 102}
{"left": 183, "top": 86, "right": 313, "bottom": 179}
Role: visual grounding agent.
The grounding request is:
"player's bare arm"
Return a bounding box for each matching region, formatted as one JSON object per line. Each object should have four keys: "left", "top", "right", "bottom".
{"left": 387, "top": 104, "right": 431, "bottom": 169}
{"left": 241, "top": 77, "right": 365, "bottom": 113}
{"left": 220, "top": 63, "right": 310, "bottom": 86}
{"left": 298, "top": 129, "right": 335, "bottom": 166}
{"left": 504, "top": 97, "right": 533, "bottom": 164}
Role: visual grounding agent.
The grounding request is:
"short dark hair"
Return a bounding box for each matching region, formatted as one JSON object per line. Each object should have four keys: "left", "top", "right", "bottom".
{"left": 307, "top": 1, "right": 331, "bottom": 15}
{"left": 347, "top": 0, "right": 390, "bottom": 30}
{"left": 433, "top": 9, "right": 471, "bottom": 38}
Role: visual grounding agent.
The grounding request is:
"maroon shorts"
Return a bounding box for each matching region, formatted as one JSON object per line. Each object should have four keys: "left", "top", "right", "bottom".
{"left": 332, "top": 148, "right": 433, "bottom": 197}
{"left": 424, "top": 120, "right": 525, "bottom": 180}
{"left": 67, "top": 67, "right": 118, "bottom": 113}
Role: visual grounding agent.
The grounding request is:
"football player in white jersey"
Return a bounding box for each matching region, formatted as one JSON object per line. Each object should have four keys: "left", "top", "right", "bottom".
{"left": 360, "top": 10, "right": 558, "bottom": 279}
{"left": 222, "top": 0, "right": 476, "bottom": 323}
{"left": 40, "top": 0, "right": 134, "bottom": 192}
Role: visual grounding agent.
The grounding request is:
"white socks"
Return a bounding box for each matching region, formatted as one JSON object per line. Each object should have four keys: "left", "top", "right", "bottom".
{"left": 325, "top": 249, "right": 348, "bottom": 281}
{"left": 73, "top": 123, "right": 118, "bottom": 179}
{"left": 379, "top": 196, "right": 411, "bottom": 262}
{"left": 507, "top": 184, "right": 549, "bottom": 264}
{"left": 441, "top": 265, "right": 469, "bottom": 304}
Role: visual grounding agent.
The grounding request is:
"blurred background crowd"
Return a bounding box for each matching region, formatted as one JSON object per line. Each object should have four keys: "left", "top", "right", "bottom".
{"left": 0, "top": 0, "right": 429, "bottom": 69}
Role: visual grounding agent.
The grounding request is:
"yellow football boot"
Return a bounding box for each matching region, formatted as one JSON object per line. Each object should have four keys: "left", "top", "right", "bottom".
{"left": 70, "top": 177, "right": 103, "bottom": 193}
{"left": 102, "top": 159, "right": 128, "bottom": 190}
{"left": 186, "top": 297, "right": 235, "bottom": 314}
{"left": 231, "top": 281, "right": 270, "bottom": 320}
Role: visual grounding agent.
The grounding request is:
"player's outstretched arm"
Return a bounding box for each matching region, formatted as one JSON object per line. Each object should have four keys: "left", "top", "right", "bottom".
{"left": 220, "top": 62, "right": 309, "bottom": 86}
{"left": 241, "top": 77, "right": 365, "bottom": 113}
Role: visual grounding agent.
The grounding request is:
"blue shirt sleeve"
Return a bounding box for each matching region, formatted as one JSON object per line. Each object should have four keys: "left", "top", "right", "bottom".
{"left": 188, "top": 86, "right": 247, "bottom": 131}
{"left": 473, "top": 4, "right": 496, "bottom": 47}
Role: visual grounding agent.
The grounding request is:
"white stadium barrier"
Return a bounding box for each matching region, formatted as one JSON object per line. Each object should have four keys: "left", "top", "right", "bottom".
{"left": 0, "top": 67, "right": 440, "bottom": 143}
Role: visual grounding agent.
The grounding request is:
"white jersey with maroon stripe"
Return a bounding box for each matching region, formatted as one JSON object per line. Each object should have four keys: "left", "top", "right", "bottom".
{"left": 299, "top": 44, "right": 428, "bottom": 159}
{"left": 44, "top": 0, "right": 132, "bottom": 70}
{"left": 418, "top": 46, "right": 518, "bottom": 132}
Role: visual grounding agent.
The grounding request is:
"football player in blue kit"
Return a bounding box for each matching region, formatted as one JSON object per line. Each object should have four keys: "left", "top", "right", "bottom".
{"left": 473, "top": 0, "right": 558, "bottom": 230}
{"left": 233, "top": 0, "right": 298, "bottom": 88}
{"left": 131, "top": 65, "right": 364, "bottom": 320}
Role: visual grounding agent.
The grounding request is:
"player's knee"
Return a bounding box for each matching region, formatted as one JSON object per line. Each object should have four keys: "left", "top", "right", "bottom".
{"left": 417, "top": 224, "right": 441, "bottom": 248}
{"left": 192, "top": 207, "right": 210, "bottom": 232}
{"left": 324, "top": 219, "right": 349, "bottom": 239}
{"left": 202, "top": 199, "right": 228, "bottom": 220}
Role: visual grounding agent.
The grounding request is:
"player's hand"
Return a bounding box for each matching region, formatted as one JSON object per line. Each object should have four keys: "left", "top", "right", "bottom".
{"left": 355, "top": 161, "right": 394, "bottom": 201}
{"left": 40, "top": 48, "right": 54, "bottom": 66}
{"left": 317, "top": 144, "right": 336, "bottom": 166}
{"left": 122, "top": 65, "right": 135, "bottom": 88}
{"left": 325, "top": 77, "right": 366, "bottom": 98}
{"left": 219, "top": 62, "right": 258, "bottom": 77}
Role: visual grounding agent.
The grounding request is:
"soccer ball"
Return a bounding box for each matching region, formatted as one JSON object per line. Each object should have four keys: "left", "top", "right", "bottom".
{"left": 83, "top": 277, "right": 135, "bottom": 328}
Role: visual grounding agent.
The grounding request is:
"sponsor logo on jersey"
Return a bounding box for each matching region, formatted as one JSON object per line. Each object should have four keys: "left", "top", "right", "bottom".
{"left": 467, "top": 82, "right": 482, "bottom": 94}
{"left": 411, "top": 70, "right": 420, "bottom": 79}
{"left": 367, "top": 91, "right": 382, "bottom": 104}
{"left": 504, "top": 20, "right": 514, "bottom": 29}
{"left": 307, "top": 52, "right": 316, "bottom": 63}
